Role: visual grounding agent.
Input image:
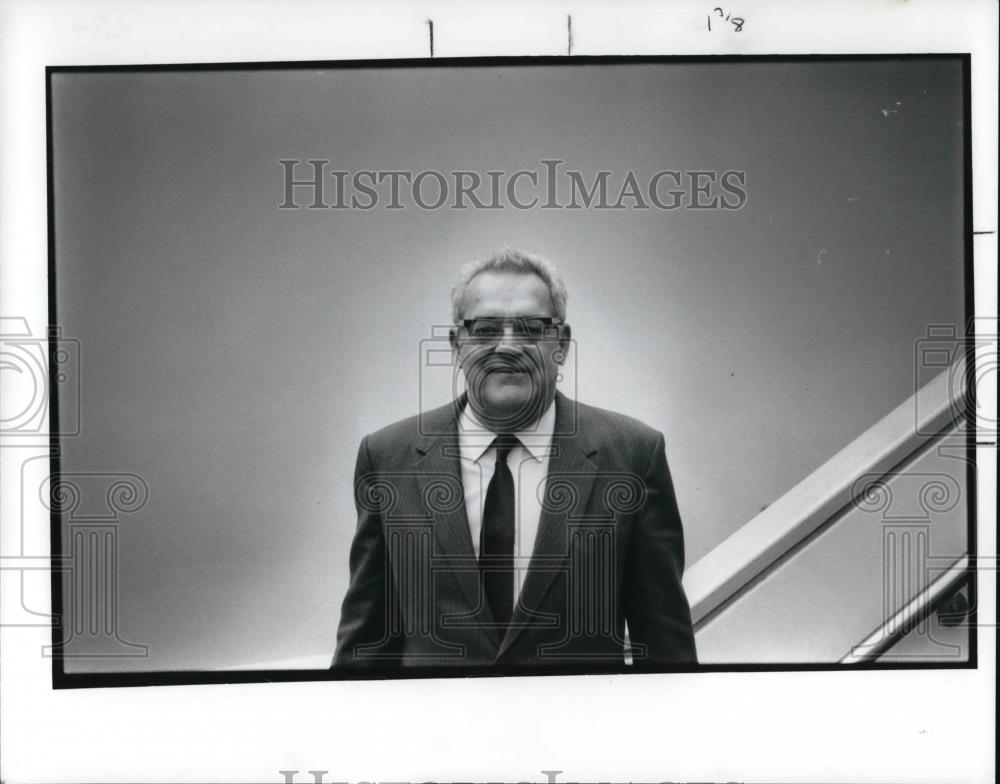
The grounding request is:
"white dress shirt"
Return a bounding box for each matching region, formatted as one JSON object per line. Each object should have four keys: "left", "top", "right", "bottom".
{"left": 457, "top": 399, "right": 557, "bottom": 605}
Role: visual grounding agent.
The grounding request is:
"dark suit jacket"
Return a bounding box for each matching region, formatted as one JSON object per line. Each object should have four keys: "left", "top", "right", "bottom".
{"left": 332, "top": 391, "right": 696, "bottom": 671}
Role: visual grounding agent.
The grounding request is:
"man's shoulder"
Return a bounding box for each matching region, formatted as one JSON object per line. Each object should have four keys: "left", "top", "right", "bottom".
{"left": 360, "top": 399, "right": 457, "bottom": 460}
{"left": 564, "top": 396, "right": 664, "bottom": 459}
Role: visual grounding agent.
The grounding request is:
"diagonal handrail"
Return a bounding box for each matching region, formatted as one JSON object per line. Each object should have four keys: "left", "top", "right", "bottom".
{"left": 685, "top": 366, "right": 965, "bottom": 628}
{"left": 839, "top": 554, "right": 969, "bottom": 663}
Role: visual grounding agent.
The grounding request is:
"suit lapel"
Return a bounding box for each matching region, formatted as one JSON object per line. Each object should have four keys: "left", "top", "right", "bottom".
{"left": 497, "top": 392, "right": 598, "bottom": 659}
{"left": 413, "top": 397, "right": 502, "bottom": 648}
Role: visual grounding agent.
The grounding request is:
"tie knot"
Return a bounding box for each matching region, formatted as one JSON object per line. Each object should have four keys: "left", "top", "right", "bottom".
{"left": 491, "top": 433, "right": 521, "bottom": 460}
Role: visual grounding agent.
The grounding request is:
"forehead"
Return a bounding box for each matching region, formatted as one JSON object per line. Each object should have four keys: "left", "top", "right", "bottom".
{"left": 462, "top": 270, "right": 552, "bottom": 317}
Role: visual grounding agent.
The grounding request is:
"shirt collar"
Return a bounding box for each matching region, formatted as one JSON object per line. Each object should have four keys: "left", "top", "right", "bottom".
{"left": 458, "top": 398, "right": 557, "bottom": 463}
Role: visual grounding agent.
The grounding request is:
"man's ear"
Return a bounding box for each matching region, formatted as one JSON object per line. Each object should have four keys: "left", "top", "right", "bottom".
{"left": 448, "top": 325, "right": 459, "bottom": 353}
{"left": 557, "top": 322, "right": 572, "bottom": 362}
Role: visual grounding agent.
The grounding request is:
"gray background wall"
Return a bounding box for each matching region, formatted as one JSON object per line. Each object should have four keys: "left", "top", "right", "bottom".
{"left": 51, "top": 59, "right": 966, "bottom": 670}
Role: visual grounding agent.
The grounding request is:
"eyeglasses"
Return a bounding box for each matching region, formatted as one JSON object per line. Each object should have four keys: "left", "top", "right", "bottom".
{"left": 459, "top": 317, "right": 563, "bottom": 344}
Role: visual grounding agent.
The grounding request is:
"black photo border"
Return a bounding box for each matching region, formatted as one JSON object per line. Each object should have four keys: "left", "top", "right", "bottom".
{"left": 46, "top": 52, "right": 979, "bottom": 690}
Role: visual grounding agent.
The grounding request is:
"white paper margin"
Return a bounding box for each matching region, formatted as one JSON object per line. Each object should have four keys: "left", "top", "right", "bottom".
{"left": 1, "top": 1, "right": 996, "bottom": 782}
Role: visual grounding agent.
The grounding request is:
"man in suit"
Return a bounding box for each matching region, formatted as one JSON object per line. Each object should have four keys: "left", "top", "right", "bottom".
{"left": 333, "top": 249, "right": 696, "bottom": 670}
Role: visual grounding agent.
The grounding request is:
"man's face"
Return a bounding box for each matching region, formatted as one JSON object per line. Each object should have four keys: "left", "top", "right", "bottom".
{"left": 450, "top": 270, "right": 570, "bottom": 432}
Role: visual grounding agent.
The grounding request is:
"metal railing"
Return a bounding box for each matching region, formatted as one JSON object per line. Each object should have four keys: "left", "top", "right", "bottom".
{"left": 685, "top": 365, "right": 967, "bottom": 632}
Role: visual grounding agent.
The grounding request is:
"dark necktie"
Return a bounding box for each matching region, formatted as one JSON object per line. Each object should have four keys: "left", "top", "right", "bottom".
{"left": 480, "top": 433, "right": 519, "bottom": 630}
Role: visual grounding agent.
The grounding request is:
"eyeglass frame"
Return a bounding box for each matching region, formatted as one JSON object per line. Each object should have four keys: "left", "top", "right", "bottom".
{"left": 455, "top": 316, "right": 567, "bottom": 344}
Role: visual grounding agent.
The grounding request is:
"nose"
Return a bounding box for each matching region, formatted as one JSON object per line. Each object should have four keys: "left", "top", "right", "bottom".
{"left": 493, "top": 323, "right": 523, "bottom": 354}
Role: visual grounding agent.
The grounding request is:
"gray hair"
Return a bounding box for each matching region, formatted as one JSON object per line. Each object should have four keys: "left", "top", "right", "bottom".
{"left": 450, "top": 248, "right": 568, "bottom": 323}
